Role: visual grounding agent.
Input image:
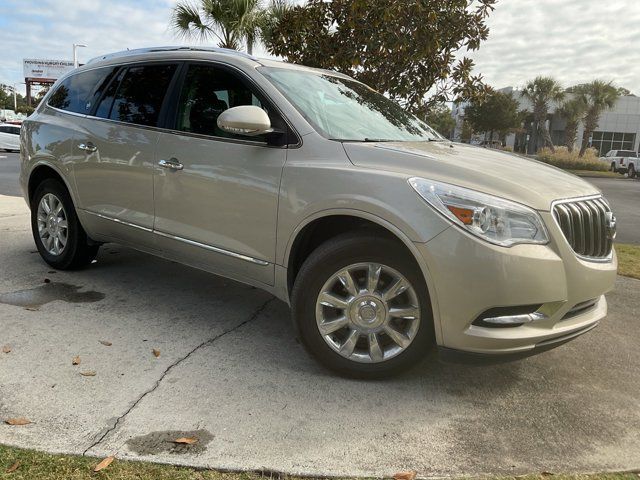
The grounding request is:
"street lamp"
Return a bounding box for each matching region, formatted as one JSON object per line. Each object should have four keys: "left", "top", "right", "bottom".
{"left": 73, "top": 44, "right": 87, "bottom": 68}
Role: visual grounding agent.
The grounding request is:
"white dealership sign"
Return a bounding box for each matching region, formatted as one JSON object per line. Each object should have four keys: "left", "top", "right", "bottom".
{"left": 23, "top": 58, "right": 74, "bottom": 81}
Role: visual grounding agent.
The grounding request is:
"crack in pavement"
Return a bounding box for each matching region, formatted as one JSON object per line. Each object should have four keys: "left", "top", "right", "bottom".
{"left": 82, "top": 296, "right": 275, "bottom": 455}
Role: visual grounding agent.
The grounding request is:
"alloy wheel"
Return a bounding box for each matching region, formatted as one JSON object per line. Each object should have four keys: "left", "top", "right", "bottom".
{"left": 315, "top": 262, "right": 421, "bottom": 363}
{"left": 37, "top": 193, "right": 68, "bottom": 256}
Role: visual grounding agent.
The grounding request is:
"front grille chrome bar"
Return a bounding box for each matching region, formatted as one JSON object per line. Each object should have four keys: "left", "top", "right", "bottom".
{"left": 552, "top": 195, "right": 614, "bottom": 260}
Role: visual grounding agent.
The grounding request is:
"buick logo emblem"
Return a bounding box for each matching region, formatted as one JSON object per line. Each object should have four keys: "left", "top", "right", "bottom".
{"left": 605, "top": 212, "right": 617, "bottom": 240}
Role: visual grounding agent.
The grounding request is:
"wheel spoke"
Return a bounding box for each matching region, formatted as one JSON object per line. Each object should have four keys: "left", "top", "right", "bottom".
{"left": 340, "top": 329, "right": 359, "bottom": 356}
{"left": 337, "top": 269, "right": 358, "bottom": 297}
{"left": 54, "top": 201, "right": 63, "bottom": 215}
{"left": 384, "top": 325, "right": 410, "bottom": 348}
{"left": 58, "top": 219, "right": 68, "bottom": 229}
{"left": 58, "top": 231, "right": 67, "bottom": 246}
{"left": 42, "top": 196, "right": 51, "bottom": 214}
{"left": 53, "top": 237, "right": 60, "bottom": 254}
{"left": 389, "top": 305, "right": 420, "bottom": 319}
{"left": 366, "top": 263, "right": 382, "bottom": 293}
{"left": 382, "top": 277, "right": 409, "bottom": 302}
{"left": 318, "top": 292, "right": 349, "bottom": 310}
{"left": 368, "top": 333, "right": 384, "bottom": 362}
{"left": 318, "top": 316, "right": 349, "bottom": 335}
{"left": 45, "top": 235, "right": 53, "bottom": 250}
{"left": 37, "top": 213, "right": 47, "bottom": 222}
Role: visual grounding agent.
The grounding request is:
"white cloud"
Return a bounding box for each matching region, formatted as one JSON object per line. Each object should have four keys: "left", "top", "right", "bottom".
{"left": 2, "top": 0, "right": 639, "bottom": 98}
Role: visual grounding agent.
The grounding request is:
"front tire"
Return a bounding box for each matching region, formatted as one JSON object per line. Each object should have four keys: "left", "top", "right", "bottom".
{"left": 291, "top": 232, "right": 433, "bottom": 378}
{"left": 31, "top": 179, "right": 98, "bottom": 270}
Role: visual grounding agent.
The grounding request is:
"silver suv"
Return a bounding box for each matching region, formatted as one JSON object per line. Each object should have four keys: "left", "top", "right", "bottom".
{"left": 20, "top": 47, "right": 617, "bottom": 377}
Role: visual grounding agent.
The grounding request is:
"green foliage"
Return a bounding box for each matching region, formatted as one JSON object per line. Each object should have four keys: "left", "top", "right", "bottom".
{"left": 571, "top": 80, "right": 621, "bottom": 157}
{"left": 424, "top": 103, "right": 456, "bottom": 138}
{"left": 464, "top": 90, "right": 520, "bottom": 139}
{"left": 264, "top": 0, "right": 495, "bottom": 115}
{"left": 557, "top": 96, "right": 587, "bottom": 152}
{"left": 522, "top": 76, "right": 564, "bottom": 152}
{"left": 537, "top": 146, "right": 607, "bottom": 171}
{"left": 170, "top": 0, "right": 286, "bottom": 53}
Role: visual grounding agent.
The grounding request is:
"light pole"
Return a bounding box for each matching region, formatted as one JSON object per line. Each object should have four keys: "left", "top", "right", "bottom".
{"left": 73, "top": 44, "right": 87, "bottom": 68}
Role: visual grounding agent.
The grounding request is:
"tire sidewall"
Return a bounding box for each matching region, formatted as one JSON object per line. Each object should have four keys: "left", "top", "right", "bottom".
{"left": 31, "top": 179, "right": 83, "bottom": 270}
{"left": 292, "top": 234, "right": 433, "bottom": 378}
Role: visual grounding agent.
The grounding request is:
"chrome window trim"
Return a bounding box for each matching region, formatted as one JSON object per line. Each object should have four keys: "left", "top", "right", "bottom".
{"left": 83, "top": 210, "right": 269, "bottom": 266}
{"left": 550, "top": 194, "right": 614, "bottom": 263}
{"left": 45, "top": 58, "right": 302, "bottom": 149}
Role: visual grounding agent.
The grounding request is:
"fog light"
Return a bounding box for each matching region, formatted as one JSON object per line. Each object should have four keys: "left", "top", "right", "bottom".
{"left": 473, "top": 304, "right": 545, "bottom": 328}
{"left": 482, "top": 312, "right": 547, "bottom": 325}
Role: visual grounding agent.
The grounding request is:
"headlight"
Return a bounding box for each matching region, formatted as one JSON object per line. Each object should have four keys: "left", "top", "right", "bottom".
{"left": 408, "top": 177, "right": 549, "bottom": 247}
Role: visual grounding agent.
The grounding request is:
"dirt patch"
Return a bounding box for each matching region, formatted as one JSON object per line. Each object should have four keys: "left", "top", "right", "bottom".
{"left": 126, "top": 430, "right": 214, "bottom": 455}
{"left": 0, "top": 282, "right": 105, "bottom": 309}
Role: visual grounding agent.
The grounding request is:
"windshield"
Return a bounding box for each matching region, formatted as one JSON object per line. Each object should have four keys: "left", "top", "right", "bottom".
{"left": 259, "top": 67, "right": 442, "bottom": 142}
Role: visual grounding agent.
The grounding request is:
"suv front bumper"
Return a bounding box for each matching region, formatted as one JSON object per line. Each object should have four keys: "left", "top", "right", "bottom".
{"left": 414, "top": 211, "right": 617, "bottom": 357}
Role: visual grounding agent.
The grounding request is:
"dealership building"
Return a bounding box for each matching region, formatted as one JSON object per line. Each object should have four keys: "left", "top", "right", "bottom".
{"left": 452, "top": 87, "right": 640, "bottom": 156}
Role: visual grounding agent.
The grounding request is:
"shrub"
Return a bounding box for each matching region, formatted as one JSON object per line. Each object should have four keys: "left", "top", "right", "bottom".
{"left": 536, "top": 146, "right": 608, "bottom": 171}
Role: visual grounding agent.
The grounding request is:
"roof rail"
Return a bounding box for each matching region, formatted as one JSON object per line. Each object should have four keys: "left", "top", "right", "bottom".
{"left": 87, "top": 46, "right": 257, "bottom": 64}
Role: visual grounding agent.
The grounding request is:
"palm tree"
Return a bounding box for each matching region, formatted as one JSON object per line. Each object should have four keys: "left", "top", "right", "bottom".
{"left": 171, "top": 0, "right": 285, "bottom": 54}
{"left": 557, "top": 96, "right": 586, "bottom": 152}
{"left": 521, "top": 76, "right": 565, "bottom": 153}
{"left": 573, "top": 80, "right": 621, "bottom": 157}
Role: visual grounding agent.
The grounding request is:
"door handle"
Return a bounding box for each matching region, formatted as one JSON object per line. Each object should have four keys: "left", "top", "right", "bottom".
{"left": 158, "top": 158, "right": 184, "bottom": 171}
{"left": 78, "top": 142, "right": 97, "bottom": 153}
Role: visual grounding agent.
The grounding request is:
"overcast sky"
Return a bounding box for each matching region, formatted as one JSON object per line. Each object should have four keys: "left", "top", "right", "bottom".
{"left": 1, "top": 0, "right": 639, "bottom": 97}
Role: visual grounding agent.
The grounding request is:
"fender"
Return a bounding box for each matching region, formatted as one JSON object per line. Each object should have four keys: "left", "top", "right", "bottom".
{"left": 281, "top": 207, "right": 445, "bottom": 342}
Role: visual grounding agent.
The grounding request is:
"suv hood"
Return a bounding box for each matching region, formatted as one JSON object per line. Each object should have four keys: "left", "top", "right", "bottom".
{"left": 342, "top": 141, "right": 600, "bottom": 211}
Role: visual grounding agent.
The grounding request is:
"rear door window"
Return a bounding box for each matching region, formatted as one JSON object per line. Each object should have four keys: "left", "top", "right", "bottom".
{"left": 105, "top": 64, "right": 178, "bottom": 127}
{"left": 48, "top": 67, "right": 117, "bottom": 114}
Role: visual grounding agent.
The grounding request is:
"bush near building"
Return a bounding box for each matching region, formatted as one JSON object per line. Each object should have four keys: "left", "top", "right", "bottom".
{"left": 537, "top": 146, "right": 608, "bottom": 171}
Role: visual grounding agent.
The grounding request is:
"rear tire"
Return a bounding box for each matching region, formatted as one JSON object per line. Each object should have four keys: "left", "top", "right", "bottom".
{"left": 291, "top": 232, "right": 433, "bottom": 378}
{"left": 31, "top": 179, "right": 99, "bottom": 270}
{"left": 628, "top": 164, "right": 636, "bottom": 178}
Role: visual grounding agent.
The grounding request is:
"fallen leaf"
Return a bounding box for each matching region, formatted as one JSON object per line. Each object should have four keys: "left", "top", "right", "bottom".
{"left": 93, "top": 456, "right": 114, "bottom": 472}
{"left": 43, "top": 278, "right": 51, "bottom": 284}
{"left": 72, "top": 356, "right": 81, "bottom": 365}
{"left": 394, "top": 471, "right": 417, "bottom": 480}
{"left": 2, "top": 345, "right": 11, "bottom": 354}
{"left": 80, "top": 371, "right": 96, "bottom": 377}
{"left": 5, "top": 461, "right": 19, "bottom": 473}
{"left": 174, "top": 437, "right": 198, "bottom": 445}
{"left": 5, "top": 417, "right": 32, "bottom": 426}
{"left": 24, "top": 307, "right": 39, "bottom": 311}
{"left": 99, "top": 340, "right": 112, "bottom": 347}
{"left": 152, "top": 349, "right": 160, "bottom": 358}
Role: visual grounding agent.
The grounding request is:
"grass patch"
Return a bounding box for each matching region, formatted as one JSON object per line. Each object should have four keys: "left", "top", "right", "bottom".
{"left": 616, "top": 243, "right": 640, "bottom": 280}
{"left": 568, "top": 170, "right": 622, "bottom": 178}
{"left": 0, "top": 445, "right": 639, "bottom": 480}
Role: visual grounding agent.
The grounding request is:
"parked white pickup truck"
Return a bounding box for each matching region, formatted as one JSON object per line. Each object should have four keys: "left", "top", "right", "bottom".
{"left": 602, "top": 149, "right": 637, "bottom": 178}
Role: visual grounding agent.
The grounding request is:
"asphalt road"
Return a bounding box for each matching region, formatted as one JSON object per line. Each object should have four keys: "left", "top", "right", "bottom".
{"left": 2, "top": 152, "right": 637, "bottom": 243}
{"left": 0, "top": 195, "right": 638, "bottom": 476}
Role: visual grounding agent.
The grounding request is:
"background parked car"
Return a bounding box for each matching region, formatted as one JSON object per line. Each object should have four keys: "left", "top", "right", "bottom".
{"left": 0, "top": 123, "right": 20, "bottom": 152}
{"left": 602, "top": 149, "right": 637, "bottom": 177}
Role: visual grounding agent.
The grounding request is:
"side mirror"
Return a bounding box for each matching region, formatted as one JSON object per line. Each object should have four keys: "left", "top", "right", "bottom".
{"left": 217, "top": 105, "right": 273, "bottom": 136}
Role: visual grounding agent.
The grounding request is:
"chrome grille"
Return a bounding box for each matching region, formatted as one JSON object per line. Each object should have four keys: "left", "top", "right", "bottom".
{"left": 552, "top": 196, "right": 613, "bottom": 259}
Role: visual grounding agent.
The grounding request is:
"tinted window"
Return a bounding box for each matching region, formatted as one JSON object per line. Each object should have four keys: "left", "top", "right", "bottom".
{"left": 176, "top": 64, "right": 270, "bottom": 140}
{"left": 48, "top": 67, "right": 116, "bottom": 114}
{"left": 108, "top": 64, "right": 177, "bottom": 127}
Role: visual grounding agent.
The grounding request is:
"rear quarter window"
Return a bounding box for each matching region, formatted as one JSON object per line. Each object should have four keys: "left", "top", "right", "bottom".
{"left": 48, "top": 67, "right": 117, "bottom": 114}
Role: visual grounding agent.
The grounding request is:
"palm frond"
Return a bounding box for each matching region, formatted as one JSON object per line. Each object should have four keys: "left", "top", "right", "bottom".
{"left": 170, "top": 1, "right": 216, "bottom": 42}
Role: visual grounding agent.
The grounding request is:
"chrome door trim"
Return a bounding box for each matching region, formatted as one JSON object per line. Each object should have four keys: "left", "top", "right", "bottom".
{"left": 83, "top": 210, "right": 270, "bottom": 266}
{"left": 84, "top": 210, "right": 153, "bottom": 232}
{"left": 154, "top": 230, "right": 270, "bottom": 266}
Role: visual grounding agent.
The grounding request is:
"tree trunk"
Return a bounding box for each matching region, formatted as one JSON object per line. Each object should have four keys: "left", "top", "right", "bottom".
{"left": 542, "top": 122, "right": 555, "bottom": 153}
{"left": 565, "top": 120, "right": 578, "bottom": 153}
{"left": 579, "top": 113, "right": 598, "bottom": 157}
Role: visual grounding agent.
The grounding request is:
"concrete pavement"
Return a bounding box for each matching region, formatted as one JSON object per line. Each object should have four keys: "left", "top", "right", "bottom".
{"left": 0, "top": 194, "right": 639, "bottom": 477}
